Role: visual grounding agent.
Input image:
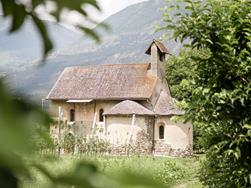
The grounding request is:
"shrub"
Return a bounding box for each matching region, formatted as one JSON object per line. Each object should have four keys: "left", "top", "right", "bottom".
{"left": 154, "top": 160, "right": 186, "bottom": 185}
{"left": 77, "top": 137, "right": 110, "bottom": 155}
{"left": 63, "top": 133, "right": 75, "bottom": 154}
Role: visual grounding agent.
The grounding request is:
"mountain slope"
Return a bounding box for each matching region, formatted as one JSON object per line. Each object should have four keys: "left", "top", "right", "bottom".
{"left": 0, "top": 18, "right": 82, "bottom": 73}
{"left": 7, "top": 0, "right": 181, "bottom": 100}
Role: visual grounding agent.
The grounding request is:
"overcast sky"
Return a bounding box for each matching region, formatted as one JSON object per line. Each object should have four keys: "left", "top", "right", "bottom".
{"left": 57, "top": 0, "right": 148, "bottom": 30}
{"left": 97, "top": 0, "right": 147, "bottom": 21}
{"left": 0, "top": 1, "right": 147, "bottom": 22}
{"left": 0, "top": 0, "right": 148, "bottom": 28}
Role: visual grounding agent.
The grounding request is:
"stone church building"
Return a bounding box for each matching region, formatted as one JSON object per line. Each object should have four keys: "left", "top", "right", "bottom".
{"left": 47, "top": 40, "right": 193, "bottom": 156}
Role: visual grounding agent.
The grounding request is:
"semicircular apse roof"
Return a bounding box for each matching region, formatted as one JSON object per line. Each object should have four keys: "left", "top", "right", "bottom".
{"left": 104, "top": 100, "right": 154, "bottom": 116}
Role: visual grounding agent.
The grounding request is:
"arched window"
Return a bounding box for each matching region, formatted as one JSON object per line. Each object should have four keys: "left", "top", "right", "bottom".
{"left": 159, "top": 125, "right": 165, "bottom": 139}
{"left": 99, "top": 109, "right": 104, "bottom": 122}
{"left": 70, "top": 109, "right": 75, "bottom": 122}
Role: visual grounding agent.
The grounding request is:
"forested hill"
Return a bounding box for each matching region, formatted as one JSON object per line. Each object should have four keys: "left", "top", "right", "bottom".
{"left": 6, "top": 0, "right": 181, "bottom": 100}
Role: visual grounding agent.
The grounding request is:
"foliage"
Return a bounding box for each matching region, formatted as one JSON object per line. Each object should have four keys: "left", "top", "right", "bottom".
{"left": 63, "top": 133, "right": 76, "bottom": 154}
{"left": 0, "top": 79, "right": 51, "bottom": 187}
{"left": 99, "top": 156, "right": 186, "bottom": 187}
{"left": 0, "top": 0, "right": 106, "bottom": 59}
{"left": 77, "top": 138, "right": 110, "bottom": 155}
{"left": 191, "top": 122, "right": 205, "bottom": 153}
{"left": 155, "top": 160, "right": 186, "bottom": 185}
{"left": 21, "top": 155, "right": 202, "bottom": 188}
{"left": 166, "top": 48, "right": 196, "bottom": 101}
{"left": 32, "top": 127, "right": 54, "bottom": 154}
{"left": 50, "top": 123, "right": 111, "bottom": 155}
{"left": 21, "top": 156, "right": 168, "bottom": 188}
{"left": 166, "top": 48, "right": 209, "bottom": 153}
{"left": 162, "top": 0, "right": 251, "bottom": 187}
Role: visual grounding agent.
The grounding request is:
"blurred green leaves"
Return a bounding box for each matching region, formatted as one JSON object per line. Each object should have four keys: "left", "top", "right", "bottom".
{"left": 31, "top": 15, "right": 54, "bottom": 59}
{"left": 0, "top": 0, "right": 103, "bottom": 59}
{"left": 0, "top": 78, "right": 52, "bottom": 187}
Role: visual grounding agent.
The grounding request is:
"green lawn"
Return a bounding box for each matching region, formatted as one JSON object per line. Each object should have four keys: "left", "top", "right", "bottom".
{"left": 21, "top": 155, "right": 203, "bottom": 188}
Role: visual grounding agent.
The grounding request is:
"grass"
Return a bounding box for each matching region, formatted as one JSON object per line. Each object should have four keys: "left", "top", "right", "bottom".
{"left": 21, "top": 154, "right": 203, "bottom": 188}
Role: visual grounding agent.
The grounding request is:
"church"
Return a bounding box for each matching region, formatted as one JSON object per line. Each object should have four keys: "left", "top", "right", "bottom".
{"left": 47, "top": 40, "right": 193, "bottom": 156}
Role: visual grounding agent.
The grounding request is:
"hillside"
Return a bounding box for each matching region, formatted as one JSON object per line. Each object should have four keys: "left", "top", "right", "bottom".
{"left": 6, "top": 0, "right": 181, "bottom": 100}
{"left": 0, "top": 18, "right": 82, "bottom": 73}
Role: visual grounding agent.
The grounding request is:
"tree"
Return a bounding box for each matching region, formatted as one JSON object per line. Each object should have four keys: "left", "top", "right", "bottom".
{"left": 162, "top": 0, "right": 251, "bottom": 187}
{"left": 166, "top": 48, "right": 196, "bottom": 101}
{"left": 166, "top": 48, "right": 209, "bottom": 152}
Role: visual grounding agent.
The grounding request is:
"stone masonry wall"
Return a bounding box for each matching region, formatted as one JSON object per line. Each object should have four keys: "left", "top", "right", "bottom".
{"left": 154, "top": 140, "right": 192, "bottom": 157}
{"left": 153, "top": 116, "right": 193, "bottom": 157}
{"left": 106, "top": 116, "right": 154, "bottom": 155}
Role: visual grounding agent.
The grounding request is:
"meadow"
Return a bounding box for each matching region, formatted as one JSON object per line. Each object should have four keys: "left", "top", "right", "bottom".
{"left": 21, "top": 155, "right": 203, "bottom": 188}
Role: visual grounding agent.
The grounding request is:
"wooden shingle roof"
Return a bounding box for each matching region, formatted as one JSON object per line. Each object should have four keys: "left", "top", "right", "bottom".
{"left": 47, "top": 63, "right": 157, "bottom": 100}
{"left": 104, "top": 100, "right": 154, "bottom": 116}
{"left": 145, "top": 40, "right": 170, "bottom": 55}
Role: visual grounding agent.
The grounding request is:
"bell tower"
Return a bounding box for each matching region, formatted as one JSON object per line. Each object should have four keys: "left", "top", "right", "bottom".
{"left": 145, "top": 40, "right": 170, "bottom": 79}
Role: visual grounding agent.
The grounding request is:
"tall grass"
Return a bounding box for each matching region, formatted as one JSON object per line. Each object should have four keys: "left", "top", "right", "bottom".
{"left": 21, "top": 155, "right": 203, "bottom": 188}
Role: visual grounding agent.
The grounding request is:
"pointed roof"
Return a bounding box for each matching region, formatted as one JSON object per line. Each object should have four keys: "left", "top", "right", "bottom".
{"left": 145, "top": 39, "right": 170, "bottom": 55}
{"left": 104, "top": 100, "right": 154, "bottom": 116}
{"left": 154, "top": 91, "right": 184, "bottom": 115}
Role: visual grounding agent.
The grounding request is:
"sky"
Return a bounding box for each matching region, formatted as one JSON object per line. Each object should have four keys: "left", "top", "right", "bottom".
{"left": 0, "top": 0, "right": 148, "bottom": 29}
{"left": 58, "top": 0, "right": 147, "bottom": 31}
{"left": 97, "top": 0, "right": 147, "bottom": 21}
{"left": 61, "top": 0, "right": 147, "bottom": 26}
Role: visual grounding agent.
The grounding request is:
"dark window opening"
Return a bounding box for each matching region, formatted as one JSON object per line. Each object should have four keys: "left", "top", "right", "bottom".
{"left": 70, "top": 109, "right": 75, "bottom": 121}
{"left": 99, "top": 109, "right": 104, "bottom": 122}
{"left": 160, "top": 53, "right": 165, "bottom": 62}
{"left": 159, "top": 125, "right": 164, "bottom": 139}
